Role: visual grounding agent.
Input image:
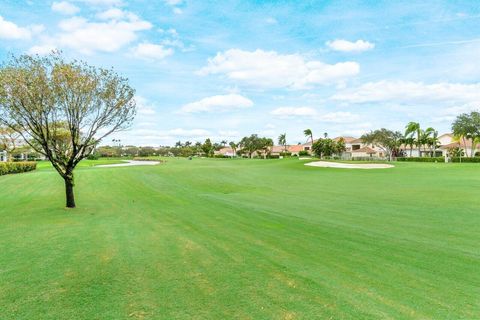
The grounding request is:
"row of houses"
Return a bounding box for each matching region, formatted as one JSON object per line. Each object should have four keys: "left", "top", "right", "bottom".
{"left": 215, "top": 133, "right": 479, "bottom": 159}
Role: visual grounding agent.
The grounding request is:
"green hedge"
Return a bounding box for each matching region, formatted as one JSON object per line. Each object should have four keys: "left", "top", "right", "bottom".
{"left": 396, "top": 157, "right": 480, "bottom": 163}
{"left": 132, "top": 157, "right": 165, "bottom": 162}
{"left": 396, "top": 157, "right": 444, "bottom": 162}
{"left": 451, "top": 157, "right": 480, "bottom": 163}
{"left": 0, "top": 161, "right": 37, "bottom": 176}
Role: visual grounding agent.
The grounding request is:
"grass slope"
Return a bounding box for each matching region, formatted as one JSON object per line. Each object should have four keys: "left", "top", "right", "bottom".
{"left": 0, "top": 158, "right": 479, "bottom": 319}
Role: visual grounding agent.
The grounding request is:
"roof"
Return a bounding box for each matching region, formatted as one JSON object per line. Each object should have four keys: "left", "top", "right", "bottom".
{"left": 271, "top": 145, "right": 305, "bottom": 153}
{"left": 215, "top": 147, "right": 234, "bottom": 154}
{"left": 350, "top": 138, "right": 363, "bottom": 144}
{"left": 439, "top": 141, "right": 480, "bottom": 150}
{"left": 352, "top": 146, "right": 377, "bottom": 154}
{"left": 288, "top": 145, "right": 305, "bottom": 152}
{"left": 333, "top": 136, "right": 357, "bottom": 143}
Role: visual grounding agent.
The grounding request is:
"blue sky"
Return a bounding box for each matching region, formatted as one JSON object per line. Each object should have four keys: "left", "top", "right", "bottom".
{"left": 1, "top": 0, "right": 480, "bottom": 146}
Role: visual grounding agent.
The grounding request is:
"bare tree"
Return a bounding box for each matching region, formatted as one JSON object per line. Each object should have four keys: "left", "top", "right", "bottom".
{"left": 0, "top": 53, "right": 136, "bottom": 208}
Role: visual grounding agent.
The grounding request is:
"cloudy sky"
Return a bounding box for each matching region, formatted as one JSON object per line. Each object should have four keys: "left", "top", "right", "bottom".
{"left": 1, "top": 0, "right": 480, "bottom": 146}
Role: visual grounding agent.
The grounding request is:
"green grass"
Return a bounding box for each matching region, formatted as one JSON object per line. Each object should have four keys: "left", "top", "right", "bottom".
{"left": 0, "top": 158, "right": 479, "bottom": 319}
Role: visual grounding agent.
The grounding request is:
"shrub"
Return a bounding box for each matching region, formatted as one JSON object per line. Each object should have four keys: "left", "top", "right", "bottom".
{"left": 451, "top": 157, "right": 480, "bottom": 163}
{"left": 87, "top": 153, "right": 99, "bottom": 160}
{"left": 0, "top": 161, "right": 37, "bottom": 176}
{"left": 396, "top": 157, "right": 444, "bottom": 162}
{"left": 267, "top": 154, "right": 280, "bottom": 159}
{"left": 279, "top": 152, "right": 292, "bottom": 157}
{"left": 298, "top": 150, "right": 310, "bottom": 156}
{"left": 132, "top": 157, "right": 165, "bottom": 162}
{"left": 396, "top": 156, "right": 480, "bottom": 163}
{"left": 213, "top": 154, "right": 229, "bottom": 158}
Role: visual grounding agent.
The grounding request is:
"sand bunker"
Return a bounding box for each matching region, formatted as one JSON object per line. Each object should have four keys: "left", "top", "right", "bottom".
{"left": 305, "top": 161, "right": 393, "bottom": 169}
{"left": 96, "top": 160, "right": 161, "bottom": 168}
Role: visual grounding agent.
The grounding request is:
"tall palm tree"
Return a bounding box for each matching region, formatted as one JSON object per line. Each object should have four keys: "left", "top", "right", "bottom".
{"left": 426, "top": 128, "right": 439, "bottom": 157}
{"left": 403, "top": 136, "right": 415, "bottom": 157}
{"left": 420, "top": 127, "right": 435, "bottom": 156}
{"left": 229, "top": 141, "right": 237, "bottom": 157}
{"left": 405, "top": 122, "right": 422, "bottom": 156}
{"left": 303, "top": 129, "right": 314, "bottom": 150}
{"left": 278, "top": 133, "right": 287, "bottom": 152}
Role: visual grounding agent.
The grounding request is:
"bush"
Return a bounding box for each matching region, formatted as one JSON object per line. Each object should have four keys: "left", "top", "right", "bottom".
{"left": 396, "top": 156, "right": 480, "bottom": 163}
{"left": 396, "top": 157, "right": 444, "bottom": 162}
{"left": 279, "top": 152, "right": 292, "bottom": 157}
{"left": 87, "top": 153, "right": 99, "bottom": 160}
{"left": 451, "top": 157, "right": 480, "bottom": 163}
{"left": 298, "top": 150, "right": 310, "bottom": 156}
{"left": 0, "top": 161, "right": 37, "bottom": 176}
{"left": 132, "top": 157, "right": 165, "bottom": 162}
{"left": 267, "top": 154, "right": 280, "bottom": 159}
{"left": 213, "top": 154, "right": 229, "bottom": 158}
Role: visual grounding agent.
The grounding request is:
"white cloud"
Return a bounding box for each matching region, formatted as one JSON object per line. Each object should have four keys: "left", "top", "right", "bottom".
{"left": 164, "top": 0, "right": 183, "bottom": 14}
{"left": 77, "top": 0, "right": 123, "bottom": 6}
{"left": 265, "top": 17, "right": 278, "bottom": 24}
{"left": 270, "top": 107, "right": 317, "bottom": 117}
{"left": 32, "top": 13, "right": 151, "bottom": 54}
{"left": 52, "top": 1, "right": 80, "bottom": 15}
{"left": 0, "top": 16, "right": 33, "bottom": 40}
{"left": 432, "top": 103, "right": 480, "bottom": 123}
{"left": 326, "top": 39, "right": 375, "bottom": 52}
{"left": 131, "top": 42, "right": 174, "bottom": 61}
{"left": 319, "top": 112, "right": 360, "bottom": 123}
{"left": 199, "top": 49, "right": 360, "bottom": 89}
{"left": 332, "top": 81, "right": 480, "bottom": 105}
{"left": 28, "top": 44, "right": 57, "bottom": 55}
{"left": 96, "top": 8, "right": 136, "bottom": 20}
{"left": 169, "top": 128, "right": 210, "bottom": 137}
{"left": 180, "top": 94, "right": 254, "bottom": 113}
{"left": 135, "top": 96, "right": 156, "bottom": 115}
{"left": 165, "top": 0, "right": 182, "bottom": 5}
{"left": 218, "top": 130, "right": 240, "bottom": 137}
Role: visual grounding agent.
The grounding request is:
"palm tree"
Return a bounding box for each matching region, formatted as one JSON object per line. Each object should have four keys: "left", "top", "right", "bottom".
{"left": 229, "top": 141, "right": 237, "bottom": 157}
{"left": 426, "top": 128, "right": 439, "bottom": 157}
{"left": 420, "top": 127, "right": 435, "bottom": 156}
{"left": 403, "top": 136, "right": 415, "bottom": 157}
{"left": 405, "top": 122, "right": 422, "bottom": 156}
{"left": 303, "top": 129, "right": 314, "bottom": 150}
{"left": 278, "top": 133, "right": 287, "bottom": 153}
{"left": 221, "top": 140, "right": 227, "bottom": 147}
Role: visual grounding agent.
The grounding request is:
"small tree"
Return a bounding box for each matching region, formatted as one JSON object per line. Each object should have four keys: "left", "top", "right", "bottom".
{"left": 278, "top": 133, "right": 287, "bottom": 152}
{"left": 312, "top": 138, "right": 344, "bottom": 158}
{"left": 202, "top": 138, "right": 213, "bottom": 157}
{"left": 361, "top": 129, "right": 403, "bottom": 161}
{"left": 452, "top": 111, "right": 480, "bottom": 157}
{"left": 0, "top": 53, "right": 136, "bottom": 208}
{"left": 260, "top": 137, "right": 273, "bottom": 159}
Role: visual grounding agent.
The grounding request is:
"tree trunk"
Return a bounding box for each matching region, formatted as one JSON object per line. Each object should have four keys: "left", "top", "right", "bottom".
{"left": 64, "top": 176, "right": 76, "bottom": 208}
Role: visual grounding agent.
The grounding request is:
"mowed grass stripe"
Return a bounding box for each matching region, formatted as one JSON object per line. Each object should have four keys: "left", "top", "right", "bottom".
{"left": 0, "top": 158, "right": 479, "bottom": 319}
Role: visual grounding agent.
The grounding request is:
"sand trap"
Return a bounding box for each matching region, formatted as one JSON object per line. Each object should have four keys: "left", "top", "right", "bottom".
{"left": 305, "top": 161, "right": 393, "bottom": 169}
{"left": 96, "top": 160, "right": 161, "bottom": 168}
